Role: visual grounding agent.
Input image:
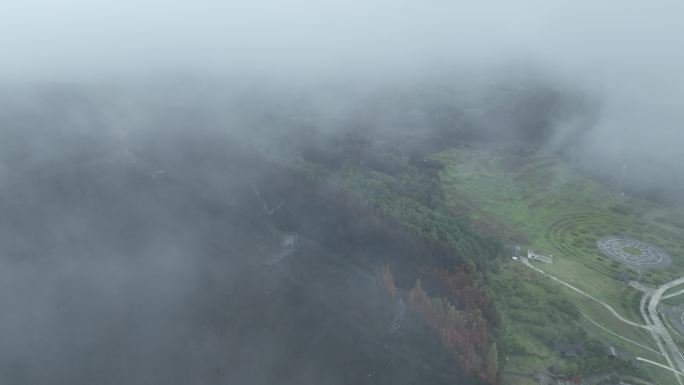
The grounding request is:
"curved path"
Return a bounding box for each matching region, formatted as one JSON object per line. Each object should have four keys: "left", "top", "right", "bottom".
{"left": 522, "top": 258, "right": 651, "bottom": 329}
{"left": 580, "top": 312, "right": 662, "bottom": 356}
{"left": 523, "top": 257, "right": 684, "bottom": 384}
{"left": 647, "top": 277, "right": 684, "bottom": 383}
{"left": 664, "top": 288, "right": 684, "bottom": 300}
{"left": 637, "top": 357, "right": 684, "bottom": 376}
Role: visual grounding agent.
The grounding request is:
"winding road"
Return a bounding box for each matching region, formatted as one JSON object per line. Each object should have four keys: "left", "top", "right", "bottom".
{"left": 523, "top": 257, "right": 684, "bottom": 385}
{"left": 647, "top": 277, "right": 684, "bottom": 383}
{"left": 522, "top": 258, "right": 650, "bottom": 329}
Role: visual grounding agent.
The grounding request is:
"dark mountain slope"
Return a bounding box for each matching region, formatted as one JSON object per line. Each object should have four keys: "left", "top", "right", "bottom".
{"left": 0, "top": 132, "right": 476, "bottom": 385}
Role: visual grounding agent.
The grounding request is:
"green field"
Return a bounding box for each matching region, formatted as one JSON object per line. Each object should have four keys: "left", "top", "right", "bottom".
{"left": 623, "top": 246, "right": 643, "bottom": 256}
{"left": 433, "top": 146, "right": 684, "bottom": 294}
{"left": 432, "top": 146, "right": 684, "bottom": 384}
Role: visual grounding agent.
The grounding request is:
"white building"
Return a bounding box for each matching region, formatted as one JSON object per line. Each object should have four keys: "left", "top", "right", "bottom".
{"left": 527, "top": 249, "right": 553, "bottom": 263}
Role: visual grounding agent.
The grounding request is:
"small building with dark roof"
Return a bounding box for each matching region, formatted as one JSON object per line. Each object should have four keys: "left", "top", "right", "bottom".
{"left": 553, "top": 341, "right": 580, "bottom": 359}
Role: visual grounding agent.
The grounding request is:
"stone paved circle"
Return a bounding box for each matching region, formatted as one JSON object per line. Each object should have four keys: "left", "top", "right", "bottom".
{"left": 597, "top": 236, "right": 671, "bottom": 269}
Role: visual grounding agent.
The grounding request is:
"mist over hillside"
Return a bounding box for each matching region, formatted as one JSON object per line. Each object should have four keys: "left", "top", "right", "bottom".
{"left": 1, "top": 1, "right": 683, "bottom": 384}
{"left": 0, "top": 122, "right": 482, "bottom": 384}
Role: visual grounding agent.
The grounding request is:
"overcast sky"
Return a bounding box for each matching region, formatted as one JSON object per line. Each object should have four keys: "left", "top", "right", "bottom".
{"left": 1, "top": 1, "right": 680, "bottom": 79}
{"left": 2, "top": 0, "right": 683, "bottom": 168}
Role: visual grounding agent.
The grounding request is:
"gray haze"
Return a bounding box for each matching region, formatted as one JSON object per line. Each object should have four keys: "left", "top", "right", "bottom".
{"left": 2, "top": 0, "right": 684, "bottom": 176}
{"left": 1, "top": 1, "right": 684, "bottom": 384}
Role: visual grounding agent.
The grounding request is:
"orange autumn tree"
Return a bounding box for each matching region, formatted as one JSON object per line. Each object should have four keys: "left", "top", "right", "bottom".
{"left": 381, "top": 263, "right": 397, "bottom": 299}
{"left": 423, "top": 266, "right": 498, "bottom": 328}
{"left": 409, "top": 270, "right": 498, "bottom": 385}
{"left": 484, "top": 343, "right": 499, "bottom": 385}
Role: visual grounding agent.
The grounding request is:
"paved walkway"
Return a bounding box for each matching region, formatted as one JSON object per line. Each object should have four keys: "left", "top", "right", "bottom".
{"left": 664, "top": 288, "right": 684, "bottom": 300}
{"left": 647, "top": 277, "right": 684, "bottom": 383}
{"left": 637, "top": 357, "right": 684, "bottom": 376}
{"left": 580, "top": 311, "right": 661, "bottom": 356}
{"left": 522, "top": 257, "right": 684, "bottom": 384}
{"left": 522, "top": 258, "right": 651, "bottom": 329}
{"left": 630, "top": 281, "right": 655, "bottom": 293}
